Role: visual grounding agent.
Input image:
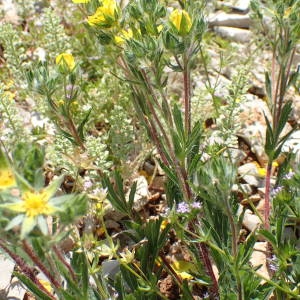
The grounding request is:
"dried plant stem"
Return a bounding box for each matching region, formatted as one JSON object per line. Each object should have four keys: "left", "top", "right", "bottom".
{"left": 22, "top": 240, "right": 62, "bottom": 289}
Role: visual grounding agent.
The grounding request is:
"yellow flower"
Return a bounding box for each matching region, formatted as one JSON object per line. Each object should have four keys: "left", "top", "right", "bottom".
{"left": 0, "top": 148, "right": 16, "bottom": 190}
{"left": 39, "top": 280, "right": 53, "bottom": 293}
{"left": 1, "top": 175, "right": 64, "bottom": 238}
{"left": 55, "top": 53, "right": 75, "bottom": 71}
{"left": 18, "top": 190, "right": 56, "bottom": 218}
{"left": 171, "top": 260, "right": 196, "bottom": 280}
{"left": 0, "top": 168, "right": 16, "bottom": 190}
{"left": 114, "top": 29, "right": 133, "bottom": 45}
{"left": 257, "top": 167, "right": 266, "bottom": 177}
{"left": 120, "top": 248, "right": 135, "bottom": 264}
{"left": 169, "top": 9, "right": 192, "bottom": 35}
{"left": 157, "top": 24, "right": 163, "bottom": 33}
{"left": 72, "top": 0, "right": 90, "bottom": 3}
{"left": 87, "top": 0, "right": 117, "bottom": 27}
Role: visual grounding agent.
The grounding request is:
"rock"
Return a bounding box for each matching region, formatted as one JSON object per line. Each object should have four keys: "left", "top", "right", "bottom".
{"left": 195, "top": 72, "right": 231, "bottom": 100}
{"left": 0, "top": 254, "right": 26, "bottom": 300}
{"left": 214, "top": 26, "right": 252, "bottom": 43}
{"left": 126, "top": 176, "right": 149, "bottom": 212}
{"left": 238, "top": 95, "right": 270, "bottom": 165}
{"left": 218, "top": 0, "right": 251, "bottom": 13}
{"left": 238, "top": 162, "right": 265, "bottom": 187}
{"left": 241, "top": 193, "right": 262, "bottom": 205}
{"left": 242, "top": 209, "right": 262, "bottom": 232}
{"left": 0, "top": 254, "right": 14, "bottom": 289}
{"left": 209, "top": 12, "right": 251, "bottom": 29}
{"left": 250, "top": 242, "right": 270, "bottom": 282}
{"left": 101, "top": 260, "right": 120, "bottom": 280}
{"left": 232, "top": 183, "right": 253, "bottom": 194}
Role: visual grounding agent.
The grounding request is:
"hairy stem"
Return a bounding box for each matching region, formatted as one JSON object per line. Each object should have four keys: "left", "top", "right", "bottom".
{"left": 0, "top": 239, "right": 55, "bottom": 300}
{"left": 22, "top": 240, "right": 62, "bottom": 289}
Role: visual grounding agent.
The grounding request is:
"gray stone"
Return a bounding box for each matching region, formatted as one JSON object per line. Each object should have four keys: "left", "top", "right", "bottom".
{"left": 214, "top": 26, "right": 252, "bottom": 43}
{"left": 250, "top": 242, "right": 270, "bottom": 282}
{"left": 218, "top": 0, "right": 251, "bottom": 13}
{"left": 209, "top": 12, "right": 251, "bottom": 29}
{"left": 0, "top": 254, "right": 26, "bottom": 300}
{"left": 126, "top": 176, "right": 149, "bottom": 212}
{"left": 243, "top": 209, "right": 262, "bottom": 232}
{"left": 238, "top": 162, "right": 265, "bottom": 187}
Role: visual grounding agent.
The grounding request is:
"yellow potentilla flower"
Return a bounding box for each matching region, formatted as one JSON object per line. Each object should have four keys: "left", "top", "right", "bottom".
{"left": 114, "top": 29, "right": 133, "bottom": 45}
{"left": 87, "top": 0, "right": 117, "bottom": 27}
{"left": 169, "top": 9, "right": 192, "bottom": 35}
{"left": 9, "top": 190, "right": 56, "bottom": 218}
{"left": 0, "top": 168, "right": 16, "bottom": 190}
{"left": 55, "top": 53, "right": 75, "bottom": 71}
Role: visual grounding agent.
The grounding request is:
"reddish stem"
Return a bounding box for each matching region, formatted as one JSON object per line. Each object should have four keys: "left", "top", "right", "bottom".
{"left": 264, "top": 162, "right": 272, "bottom": 230}
{"left": 0, "top": 239, "right": 55, "bottom": 300}
{"left": 22, "top": 240, "right": 62, "bottom": 289}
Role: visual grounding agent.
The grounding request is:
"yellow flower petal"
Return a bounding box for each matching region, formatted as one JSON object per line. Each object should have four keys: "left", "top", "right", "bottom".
{"left": 114, "top": 29, "right": 133, "bottom": 45}
{"left": 0, "top": 168, "right": 16, "bottom": 190}
{"left": 39, "top": 280, "right": 53, "bottom": 293}
{"left": 6, "top": 190, "right": 56, "bottom": 218}
{"left": 72, "top": 0, "right": 90, "bottom": 3}
{"left": 169, "top": 9, "right": 192, "bottom": 35}
{"left": 55, "top": 53, "right": 75, "bottom": 71}
{"left": 87, "top": 0, "right": 117, "bottom": 27}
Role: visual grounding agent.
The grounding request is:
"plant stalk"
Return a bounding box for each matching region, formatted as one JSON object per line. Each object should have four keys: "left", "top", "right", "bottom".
{"left": 22, "top": 240, "right": 62, "bottom": 289}
{"left": 0, "top": 239, "right": 55, "bottom": 300}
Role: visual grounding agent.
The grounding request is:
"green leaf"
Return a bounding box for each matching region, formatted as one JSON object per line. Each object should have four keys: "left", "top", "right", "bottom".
{"left": 21, "top": 216, "right": 37, "bottom": 239}
{"left": 77, "top": 108, "right": 92, "bottom": 141}
{"left": 14, "top": 272, "right": 53, "bottom": 300}
{"left": 173, "top": 104, "right": 185, "bottom": 142}
{"left": 258, "top": 229, "right": 277, "bottom": 248}
{"left": 265, "top": 72, "right": 272, "bottom": 103}
{"left": 128, "top": 181, "right": 137, "bottom": 211}
{"left": 264, "top": 112, "right": 275, "bottom": 158}
{"left": 274, "top": 101, "right": 292, "bottom": 142}
{"left": 5, "top": 214, "right": 24, "bottom": 230}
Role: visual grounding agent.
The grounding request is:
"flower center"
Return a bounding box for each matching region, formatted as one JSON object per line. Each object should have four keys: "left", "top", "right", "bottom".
{"left": 22, "top": 191, "right": 54, "bottom": 218}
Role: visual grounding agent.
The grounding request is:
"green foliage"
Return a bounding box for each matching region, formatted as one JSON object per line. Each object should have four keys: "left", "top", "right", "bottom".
{"left": 0, "top": 0, "right": 299, "bottom": 299}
